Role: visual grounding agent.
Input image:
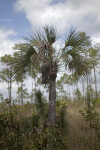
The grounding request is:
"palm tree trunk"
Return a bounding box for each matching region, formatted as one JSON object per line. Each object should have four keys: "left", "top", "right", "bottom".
{"left": 49, "top": 79, "right": 56, "bottom": 126}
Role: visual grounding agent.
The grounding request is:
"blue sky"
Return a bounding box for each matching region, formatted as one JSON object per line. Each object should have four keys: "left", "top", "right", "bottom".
{"left": 0, "top": 0, "right": 100, "bottom": 99}
{"left": 0, "top": 0, "right": 31, "bottom": 39}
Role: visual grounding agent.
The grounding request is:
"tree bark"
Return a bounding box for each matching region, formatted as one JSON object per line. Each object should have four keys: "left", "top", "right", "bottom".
{"left": 94, "top": 66, "right": 98, "bottom": 98}
{"left": 8, "top": 68, "right": 12, "bottom": 107}
{"left": 17, "top": 83, "right": 20, "bottom": 105}
{"left": 49, "top": 79, "right": 56, "bottom": 126}
{"left": 82, "top": 78, "right": 85, "bottom": 104}
{"left": 31, "top": 79, "right": 34, "bottom": 103}
{"left": 86, "top": 74, "right": 89, "bottom": 104}
{"left": 9, "top": 77, "right": 12, "bottom": 106}
{"left": 21, "top": 79, "right": 23, "bottom": 106}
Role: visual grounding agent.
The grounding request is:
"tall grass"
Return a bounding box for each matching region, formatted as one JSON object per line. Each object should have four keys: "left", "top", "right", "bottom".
{"left": 0, "top": 96, "right": 100, "bottom": 149}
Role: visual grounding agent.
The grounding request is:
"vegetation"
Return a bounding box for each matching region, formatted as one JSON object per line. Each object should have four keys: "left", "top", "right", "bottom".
{"left": 0, "top": 25, "right": 100, "bottom": 149}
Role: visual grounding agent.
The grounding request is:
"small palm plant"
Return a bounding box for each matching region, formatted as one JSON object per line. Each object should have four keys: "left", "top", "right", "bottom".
{"left": 14, "top": 25, "right": 90, "bottom": 126}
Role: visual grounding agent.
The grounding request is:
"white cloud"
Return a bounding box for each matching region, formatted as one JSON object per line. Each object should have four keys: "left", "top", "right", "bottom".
{"left": 91, "top": 32, "right": 100, "bottom": 44}
{"left": 0, "top": 27, "right": 16, "bottom": 40}
{"left": 14, "top": 0, "right": 69, "bottom": 32}
{"left": 0, "top": 27, "right": 16, "bottom": 57}
{"left": 14, "top": 0, "right": 100, "bottom": 39}
{"left": 0, "top": 27, "right": 23, "bottom": 57}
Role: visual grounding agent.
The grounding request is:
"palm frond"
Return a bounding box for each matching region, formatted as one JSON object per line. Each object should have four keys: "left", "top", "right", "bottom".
{"left": 24, "top": 31, "right": 43, "bottom": 48}
{"left": 63, "top": 27, "right": 86, "bottom": 52}
{"left": 44, "top": 25, "right": 58, "bottom": 45}
{"left": 61, "top": 27, "right": 91, "bottom": 77}
{"left": 24, "top": 25, "right": 58, "bottom": 47}
{"left": 65, "top": 52, "right": 89, "bottom": 76}
{"left": 13, "top": 44, "right": 37, "bottom": 80}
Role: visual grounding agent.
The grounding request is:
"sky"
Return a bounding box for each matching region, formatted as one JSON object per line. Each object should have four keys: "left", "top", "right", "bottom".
{"left": 0, "top": 0, "right": 100, "bottom": 56}
{"left": 0, "top": 0, "right": 100, "bottom": 99}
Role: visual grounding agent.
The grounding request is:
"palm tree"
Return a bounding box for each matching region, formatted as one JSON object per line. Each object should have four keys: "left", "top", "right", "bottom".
{"left": 14, "top": 26, "right": 89, "bottom": 126}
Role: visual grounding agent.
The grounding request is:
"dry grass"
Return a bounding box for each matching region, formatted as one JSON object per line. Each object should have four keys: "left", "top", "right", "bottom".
{"left": 66, "top": 106, "right": 100, "bottom": 150}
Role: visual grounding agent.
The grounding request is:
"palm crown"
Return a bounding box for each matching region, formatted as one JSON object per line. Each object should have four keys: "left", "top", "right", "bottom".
{"left": 14, "top": 26, "right": 88, "bottom": 80}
